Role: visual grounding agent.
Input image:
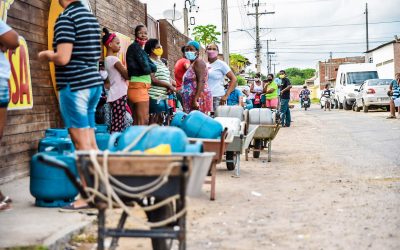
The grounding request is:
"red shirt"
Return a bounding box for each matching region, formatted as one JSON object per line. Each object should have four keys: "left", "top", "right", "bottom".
{"left": 174, "top": 58, "right": 190, "bottom": 90}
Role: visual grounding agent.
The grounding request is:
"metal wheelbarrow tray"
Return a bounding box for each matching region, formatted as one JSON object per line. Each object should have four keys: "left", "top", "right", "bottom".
{"left": 246, "top": 123, "right": 281, "bottom": 162}
{"left": 188, "top": 128, "right": 231, "bottom": 201}
{"left": 37, "top": 151, "right": 214, "bottom": 250}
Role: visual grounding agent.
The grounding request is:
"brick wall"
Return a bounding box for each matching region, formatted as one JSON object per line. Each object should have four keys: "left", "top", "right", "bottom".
{"left": 89, "top": 0, "right": 146, "bottom": 38}
{"left": 0, "top": 0, "right": 62, "bottom": 183}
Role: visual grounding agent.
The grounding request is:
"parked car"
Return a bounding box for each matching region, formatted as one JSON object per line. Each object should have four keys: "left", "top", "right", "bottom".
{"left": 333, "top": 63, "right": 379, "bottom": 110}
{"left": 353, "top": 79, "right": 393, "bottom": 112}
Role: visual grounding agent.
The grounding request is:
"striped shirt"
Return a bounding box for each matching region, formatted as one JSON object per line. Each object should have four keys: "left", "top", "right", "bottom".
{"left": 149, "top": 58, "right": 170, "bottom": 99}
{"left": 53, "top": 1, "right": 102, "bottom": 91}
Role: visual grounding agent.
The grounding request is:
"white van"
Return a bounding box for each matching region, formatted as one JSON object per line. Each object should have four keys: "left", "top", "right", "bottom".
{"left": 334, "top": 63, "right": 378, "bottom": 110}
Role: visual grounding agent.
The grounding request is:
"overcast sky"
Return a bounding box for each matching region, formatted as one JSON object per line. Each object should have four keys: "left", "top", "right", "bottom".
{"left": 142, "top": 0, "right": 400, "bottom": 73}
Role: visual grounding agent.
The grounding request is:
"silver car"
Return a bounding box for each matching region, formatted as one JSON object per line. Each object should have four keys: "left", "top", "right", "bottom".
{"left": 354, "top": 79, "right": 393, "bottom": 112}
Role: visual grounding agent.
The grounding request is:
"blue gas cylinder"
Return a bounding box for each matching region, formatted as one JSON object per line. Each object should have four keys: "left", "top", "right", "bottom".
{"left": 39, "top": 128, "right": 75, "bottom": 153}
{"left": 95, "top": 124, "right": 110, "bottom": 150}
{"left": 171, "top": 111, "right": 223, "bottom": 139}
{"left": 109, "top": 126, "right": 191, "bottom": 153}
{"left": 95, "top": 124, "right": 109, "bottom": 133}
{"left": 38, "top": 137, "right": 75, "bottom": 154}
{"left": 30, "top": 152, "right": 79, "bottom": 207}
{"left": 45, "top": 128, "right": 68, "bottom": 138}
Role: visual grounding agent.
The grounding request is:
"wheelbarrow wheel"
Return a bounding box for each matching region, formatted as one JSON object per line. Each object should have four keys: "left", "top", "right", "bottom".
{"left": 226, "top": 151, "right": 236, "bottom": 171}
{"left": 253, "top": 139, "right": 262, "bottom": 158}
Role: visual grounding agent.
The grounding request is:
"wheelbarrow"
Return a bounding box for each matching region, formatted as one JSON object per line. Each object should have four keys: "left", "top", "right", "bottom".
{"left": 246, "top": 108, "right": 281, "bottom": 162}
{"left": 214, "top": 106, "right": 258, "bottom": 176}
{"left": 188, "top": 128, "right": 231, "bottom": 201}
{"left": 37, "top": 151, "right": 214, "bottom": 250}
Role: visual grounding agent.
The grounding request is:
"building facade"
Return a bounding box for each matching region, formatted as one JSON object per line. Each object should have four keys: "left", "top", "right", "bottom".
{"left": 365, "top": 39, "right": 400, "bottom": 79}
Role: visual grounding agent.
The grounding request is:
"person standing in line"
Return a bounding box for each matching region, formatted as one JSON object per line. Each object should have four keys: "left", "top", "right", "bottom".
{"left": 126, "top": 25, "right": 157, "bottom": 125}
{"left": 144, "top": 39, "right": 176, "bottom": 114}
{"left": 181, "top": 41, "right": 213, "bottom": 113}
{"left": 250, "top": 73, "right": 264, "bottom": 108}
{"left": 206, "top": 43, "right": 237, "bottom": 110}
{"left": 39, "top": 0, "right": 103, "bottom": 210}
{"left": 278, "top": 70, "right": 292, "bottom": 127}
{"left": 174, "top": 46, "right": 189, "bottom": 109}
{"left": 264, "top": 74, "right": 279, "bottom": 109}
{"left": 38, "top": 0, "right": 103, "bottom": 150}
{"left": 174, "top": 46, "right": 190, "bottom": 91}
{"left": 102, "top": 28, "right": 129, "bottom": 132}
{"left": 226, "top": 86, "right": 244, "bottom": 107}
{"left": 0, "top": 20, "right": 19, "bottom": 211}
{"left": 387, "top": 73, "right": 400, "bottom": 119}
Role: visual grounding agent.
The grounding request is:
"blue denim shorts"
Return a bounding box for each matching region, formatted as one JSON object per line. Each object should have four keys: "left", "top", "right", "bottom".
{"left": 59, "top": 85, "right": 102, "bottom": 128}
{"left": 0, "top": 78, "right": 10, "bottom": 108}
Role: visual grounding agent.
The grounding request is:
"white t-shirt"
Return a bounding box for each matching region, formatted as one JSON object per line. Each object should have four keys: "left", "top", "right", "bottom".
{"left": 0, "top": 21, "right": 12, "bottom": 80}
{"left": 105, "top": 56, "right": 128, "bottom": 102}
{"left": 207, "top": 59, "right": 231, "bottom": 97}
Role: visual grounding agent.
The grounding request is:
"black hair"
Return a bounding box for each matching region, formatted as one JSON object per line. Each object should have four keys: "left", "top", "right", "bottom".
{"left": 255, "top": 73, "right": 261, "bottom": 78}
{"left": 279, "top": 70, "right": 286, "bottom": 74}
{"left": 267, "top": 73, "right": 274, "bottom": 78}
{"left": 102, "top": 27, "right": 112, "bottom": 45}
{"left": 144, "top": 38, "right": 159, "bottom": 55}
{"left": 181, "top": 46, "right": 186, "bottom": 54}
{"left": 206, "top": 43, "right": 219, "bottom": 51}
{"left": 134, "top": 25, "right": 145, "bottom": 37}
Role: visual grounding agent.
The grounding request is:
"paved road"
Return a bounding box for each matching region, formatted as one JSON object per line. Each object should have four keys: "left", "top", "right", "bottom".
{"left": 68, "top": 105, "right": 400, "bottom": 249}
{"left": 186, "top": 105, "right": 400, "bottom": 250}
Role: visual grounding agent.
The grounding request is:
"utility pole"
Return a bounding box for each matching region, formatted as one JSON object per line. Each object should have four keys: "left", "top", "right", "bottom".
{"left": 364, "top": 2, "right": 369, "bottom": 51}
{"left": 264, "top": 39, "right": 276, "bottom": 73}
{"left": 247, "top": 0, "right": 275, "bottom": 73}
{"left": 221, "top": 0, "right": 230, "bottom": 64}
{"left": 272, "top": 62, "right": 279, "bottom": 75}
{"left": 183, "top": 0, "right": 190, "bottom": 36}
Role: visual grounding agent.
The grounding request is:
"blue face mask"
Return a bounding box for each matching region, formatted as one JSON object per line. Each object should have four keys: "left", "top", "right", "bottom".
{"left": 185, "top": 51, "right": 197, "bottom": 61}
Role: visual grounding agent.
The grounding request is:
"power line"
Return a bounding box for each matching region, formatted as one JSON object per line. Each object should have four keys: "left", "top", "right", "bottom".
{"left": 231, "top": 20, "right": 400, "bottom": 32}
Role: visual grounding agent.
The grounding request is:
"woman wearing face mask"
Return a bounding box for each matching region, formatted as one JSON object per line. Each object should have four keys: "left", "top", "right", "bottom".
{"left": 144, "top": 39, "right": 176, "bottom": 115}
{"left": 182, "top": 41, "right": 212, "bottom": 113}
{"left": 126, "top": 25, "right": 157, "bottom": 125}
{"left": 263, "top": 73, "right": 279, "bottom": 109}
{"left": 250, "top": 73, "right": 264, "bottom": 108}
{"left": 102, "top": 28, "right": 129, "bottom": 132}
{"left": 206, "top": 43, "right": 237, "bottom": 110}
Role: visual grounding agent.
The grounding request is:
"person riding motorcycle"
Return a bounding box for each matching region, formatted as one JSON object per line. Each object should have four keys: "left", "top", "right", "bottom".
{"left": 299, "top": 85, "right": 311, "bottom": 108}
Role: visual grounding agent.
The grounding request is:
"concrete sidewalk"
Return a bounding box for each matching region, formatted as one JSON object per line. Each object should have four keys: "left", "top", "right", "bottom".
{"left": 0, "top": 177, "right": 95, "bottom": 249}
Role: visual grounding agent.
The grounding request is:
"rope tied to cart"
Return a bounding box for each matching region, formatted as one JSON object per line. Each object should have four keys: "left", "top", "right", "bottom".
{"left": 83, "top": 124, "right": 187, "bottom": 228}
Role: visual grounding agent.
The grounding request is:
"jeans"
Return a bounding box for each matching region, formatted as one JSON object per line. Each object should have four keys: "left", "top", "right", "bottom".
{"left": 59, "top": 85, "right": 102, "bottom": 128}
{"left": 280, "top": 98, "right": 291, "bottom": 127}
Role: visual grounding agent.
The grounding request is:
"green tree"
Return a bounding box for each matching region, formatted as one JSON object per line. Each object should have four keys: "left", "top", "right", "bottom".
{"left": 192, "top": 25, "right": 221, "bottom": 47}
{"left": 285, "top": 67, "right": 315, "bottom": 85}
{"left": 236, "top": 75, "right": 247, "bottom": 86}
{"left": 229, "top": 53, "right": 251, "bottom": 74}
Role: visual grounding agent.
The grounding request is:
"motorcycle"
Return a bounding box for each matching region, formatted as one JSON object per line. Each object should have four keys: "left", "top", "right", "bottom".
{"left": 301, "top": 95, "right": 311, "bottom": 111}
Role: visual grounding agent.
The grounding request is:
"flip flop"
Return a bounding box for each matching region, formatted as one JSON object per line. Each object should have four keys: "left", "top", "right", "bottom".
{"left": 0, "top": 202, "right": 11, "bottom": 211}
{"left": 386, "top": 116, "right": 396, "bottom": 119}
{"left": 58, "top": 203, "right": 95, "bottom": 214}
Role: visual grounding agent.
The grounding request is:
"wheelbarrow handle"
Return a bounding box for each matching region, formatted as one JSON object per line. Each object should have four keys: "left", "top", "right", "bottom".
{"left": 37, "top": 154, "right": 88, "bottom": 199}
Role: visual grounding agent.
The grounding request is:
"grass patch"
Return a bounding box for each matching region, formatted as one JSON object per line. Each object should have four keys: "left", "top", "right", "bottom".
{"left": 8, "top": 247, "right": 48, "bottom": 250}
{"left": 71, "top": 233, "right": 97, "bottom": 244}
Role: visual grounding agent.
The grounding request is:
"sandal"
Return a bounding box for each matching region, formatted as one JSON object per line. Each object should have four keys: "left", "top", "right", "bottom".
{"left": 386, "top": 116, "right": 396, "bottom": 119}
{"left": 0, "top": 201, "right": 11, "bottom": 211}
{"left": 59, "top": 203, "right": 95, "bottom": 214}
{"left": 0, "top": 191, "right": 12, "bottom": 204}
